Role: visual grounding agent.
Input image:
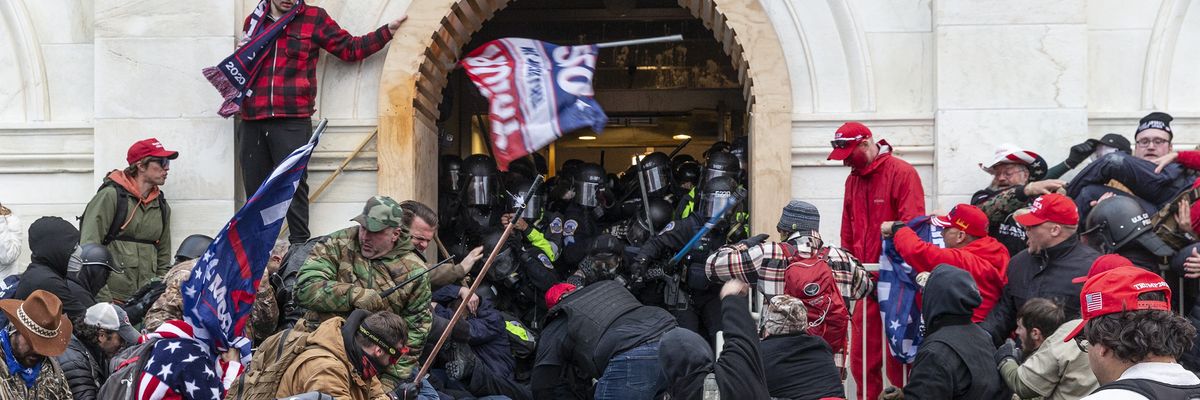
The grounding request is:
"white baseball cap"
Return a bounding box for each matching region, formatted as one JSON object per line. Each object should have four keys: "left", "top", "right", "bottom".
{"left": 83, "top": 303, "right": 140, "bottom": 343}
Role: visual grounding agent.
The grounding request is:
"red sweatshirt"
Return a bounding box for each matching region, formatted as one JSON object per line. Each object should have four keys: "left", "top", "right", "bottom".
{"left": 893, "top": 226, "right": 1009, "bottom": 321}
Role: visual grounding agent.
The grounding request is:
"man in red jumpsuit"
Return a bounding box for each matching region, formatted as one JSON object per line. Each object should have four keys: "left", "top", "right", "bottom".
{"left": 828, "top": 122, "right": 926, "bottom": 400}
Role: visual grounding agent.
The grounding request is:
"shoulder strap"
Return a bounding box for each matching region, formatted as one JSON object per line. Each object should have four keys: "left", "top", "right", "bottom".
{"left": 100, "top": 181, "right": 131, "bottom": 246}
{"left": 1098, "top": 378, "right": 1200, "bottom": 399}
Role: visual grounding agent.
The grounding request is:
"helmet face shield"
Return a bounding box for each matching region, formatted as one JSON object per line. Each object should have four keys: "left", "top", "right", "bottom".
{"left": 515, "top": 193, "right": 544, "bottom": 220}
{"left": 700, "top": 191, "right": 736, "bottom": 219}
{"left": 575, "top": 181, "right": 600, "bottom": 207}
{"left": 447, "top": 169, "right": 462, "bottom": 192}
{"left": 702, "top": 168, "right": 736, "bottom": 186}
{"left": 640, "top": 164, "right": 670, "bottom": 194}
{"left": 467, "top": 176, "right": 494, "bottom": 206}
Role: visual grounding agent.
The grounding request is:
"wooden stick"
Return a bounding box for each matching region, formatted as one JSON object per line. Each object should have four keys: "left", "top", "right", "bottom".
{"left": 310, "top": 129, "right": 378, "bottom": 202}
{"left": 414, "top": 175, "right": 544, "bottom": 384}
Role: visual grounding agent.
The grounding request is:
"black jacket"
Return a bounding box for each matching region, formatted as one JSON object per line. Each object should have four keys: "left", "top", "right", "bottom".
{"left": 66, "top": 263, "right": 110, "bottom": 313}
{"left": 56, "top": 335, "right": 108, "bottom": 400}
{"left": 760, "top": 333, "right": 844, "bottom": 400}
{"left": 15, "top": 217, "right": 85, "bottom": 319}
{"left": 660, "top": 294, "right": 770, "bottom": 400}
{"left": 980, "top": 235, "right": 1098, "bottom": 345}
{"left": 906, "top": 265, "right": 1007, "bottom": 400}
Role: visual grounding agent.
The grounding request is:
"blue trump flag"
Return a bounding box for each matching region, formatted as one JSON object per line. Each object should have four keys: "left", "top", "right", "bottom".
{"left": 182, "top": 123, "right": 323, "bottom": 360}
{"left": 877, "top": 216, "right": 944, "bottom": 363}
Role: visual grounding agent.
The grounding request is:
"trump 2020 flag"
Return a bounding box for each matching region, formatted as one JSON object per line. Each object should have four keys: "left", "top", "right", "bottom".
{"left": 182, "top": 124, "right": 323, "bottom": 360}
{"left": 877, "top": 216, "right": 944, "bottom": 363}
{"left": 461, "top": 38, "right": 608, "bottom": 171}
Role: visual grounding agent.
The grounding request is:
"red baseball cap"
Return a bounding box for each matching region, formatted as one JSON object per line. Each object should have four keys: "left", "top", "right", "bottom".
{"left": 545, "top": 283, "right": 577, "bottom": 309}
{"left": 126, "top": 138, "right": 179, "bottom": 165}
{"left": 1014, "top": 193, "right": 1079, "bottom": 227}
{"left": 827, "top": 122, "right": 873, "bottom": 161}
{"left": 1072, "top": 254, "right": 1134, "bottom": 283}
{"left": 932, "top": 204, "right": 988, "bottom": 237}
{"left": 1062, "top": 266, "right": 1172, "bottom": 342}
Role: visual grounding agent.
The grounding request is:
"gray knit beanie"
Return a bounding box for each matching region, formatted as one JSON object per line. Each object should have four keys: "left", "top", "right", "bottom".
{"left": 777, "top": 200, "right": 820, "bottom": 234}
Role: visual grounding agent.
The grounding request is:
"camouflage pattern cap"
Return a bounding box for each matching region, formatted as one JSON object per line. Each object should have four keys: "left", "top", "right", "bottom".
{"left": 352, "top": 195, "right": 404, "bottom": 232}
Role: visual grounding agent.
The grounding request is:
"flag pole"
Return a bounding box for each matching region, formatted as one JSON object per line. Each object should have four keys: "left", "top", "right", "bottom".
{"left": 595, "top": 34, "right": 683, "bottom": 49}
{"left": 414, "top": 175, "right": 545, "bottom": 384}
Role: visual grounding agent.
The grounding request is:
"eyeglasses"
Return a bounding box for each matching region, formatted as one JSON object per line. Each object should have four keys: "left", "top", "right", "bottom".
{"left": 1135, "top": 138, "right": 1170, "bottom": 147}
{"left": 1073, "top": 336, "right": 1090, "bottom": 353}
{"left": 148, "top": 157, "right": 171, "bottom": 168}
{"left": 831, "top": 138, "right": 861, "bottom": 149}
{"left": 992, "top": 165, "right": 1029, "bottom": 179}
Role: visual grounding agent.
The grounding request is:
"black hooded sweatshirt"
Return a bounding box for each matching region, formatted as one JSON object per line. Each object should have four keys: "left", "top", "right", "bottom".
{"left": 904, "top": 264, "right": 1007, "bottom": 400}
{"left": 66, "top": 263, "right": 111, "bottom": 313}
{"left": 660, "top": 294, "right": 770, "bottom": 400}
{"left": 15, "top": 216, "right": 86, "bottom": 319}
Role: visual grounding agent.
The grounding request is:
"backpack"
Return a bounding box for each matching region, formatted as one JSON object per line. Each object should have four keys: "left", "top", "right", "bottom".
{"left": 779, "top": 242, "right": 849, "bottom": 353}
{"left": 1096, "top": 378, "right": 1200, "bottom": 399}
{"left": 80, "top": 180, "right": 170, "bottom": 246}
{"left": 227, "top": 327, "right": 313, "bottom": 400}
{"left": 273, "top": 236, "right": 326, "bottom": 329}
{"left": 96, "top": 337, "right": 160, "bottom": 400}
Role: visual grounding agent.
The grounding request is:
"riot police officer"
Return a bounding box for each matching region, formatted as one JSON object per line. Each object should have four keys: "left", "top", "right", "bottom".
{"left": 631, "top": 175, "right": 740, "bottom": 343}
{"left": 449, "top": 155, "right": 505, "bottom": 258}
{"left": 553, "top": 163, "right": 608, "bottom": 273}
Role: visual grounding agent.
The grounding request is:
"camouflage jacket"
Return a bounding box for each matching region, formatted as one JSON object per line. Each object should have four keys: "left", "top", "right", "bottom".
{"left": 295, "top": 226, "right": 432, "bottom": 388}
{"left": 143, "top": 259, "right": 279, "bottom": 342}
{"left": 974, "top": 185, "right": 1030, "bottom": 234}
{"left": 0, "top": 355, "right": 71, "bottom": 400}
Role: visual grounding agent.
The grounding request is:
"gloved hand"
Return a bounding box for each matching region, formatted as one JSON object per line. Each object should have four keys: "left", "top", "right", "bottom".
{"left": 994, "top": 338, "right": 1021, "bottom": 367}
{"left": 879, "top": 386, "right": 904, "bottom": 400}
{"left": 390, "top": 382, "right": 420, "bottom": 400}
{"left": 1065, "top": 140, "right": 1096, "bottom": 168}
{"left": 737, "top": 234, "right": 770, "bottom": 248}
{"left": 352, "top": 288, "right": 389, "bottom": 311}
{"left": 123, "top": 281, "right": 167, "bottom": 325}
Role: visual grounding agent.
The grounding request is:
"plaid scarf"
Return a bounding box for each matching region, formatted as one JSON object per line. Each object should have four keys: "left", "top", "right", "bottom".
{"left": 203, "top": 0, "right": 304, "bottom": 118}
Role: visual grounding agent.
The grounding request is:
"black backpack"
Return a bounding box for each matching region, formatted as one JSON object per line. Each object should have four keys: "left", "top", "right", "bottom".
{"left": 81, "top": 180, "right": 170, "bottom": 246}
{"left": 1096, "top": 378, "right": 1200, "bottom": 399}
{"left": 97, "top": 338, "right": 160, "bottom": 400}
{"left": 272, "top": 236, "right": 326, "bottom": 329}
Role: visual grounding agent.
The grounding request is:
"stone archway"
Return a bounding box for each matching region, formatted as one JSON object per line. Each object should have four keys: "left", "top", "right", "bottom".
{"left": 377, "top": 0, "right": 792, "bottom": 235}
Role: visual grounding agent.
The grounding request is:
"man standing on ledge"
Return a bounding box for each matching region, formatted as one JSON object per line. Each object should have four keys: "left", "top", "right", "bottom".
{"left": 237, "top": 0, "right": 406, "bottom": 244}
{"left": 828, "top": 121, "right": 926, "bottom": 400}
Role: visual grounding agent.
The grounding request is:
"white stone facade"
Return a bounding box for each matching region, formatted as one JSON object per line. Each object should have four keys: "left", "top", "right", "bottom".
{"left": 0, "top": 0, "right": 1197, "bottom": 267}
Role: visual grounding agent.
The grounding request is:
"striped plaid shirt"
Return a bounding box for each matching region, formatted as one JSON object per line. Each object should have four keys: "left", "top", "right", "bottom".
{"left": 706, "top": 232, "right": 874, "bottom": 310}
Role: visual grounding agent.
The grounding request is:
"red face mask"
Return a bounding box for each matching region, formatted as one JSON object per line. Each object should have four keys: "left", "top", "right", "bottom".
{"left": 844, "top": 143, "right": 872, "bottom": 170}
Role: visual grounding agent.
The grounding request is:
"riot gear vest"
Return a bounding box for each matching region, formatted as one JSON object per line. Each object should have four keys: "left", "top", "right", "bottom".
{"left": 548, "top": 280, "right": 643, "bottom": 378}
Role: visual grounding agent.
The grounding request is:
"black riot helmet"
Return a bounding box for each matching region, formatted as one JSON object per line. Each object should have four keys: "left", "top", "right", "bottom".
{"left": 671, "top": 154, "right": 696, "bottom": 169}
{"left": 730, "top": 136, "right": 749, "bottom": 172}
{"left": 640, "top": 198, "right": 674, "bottom": 233}
{"left": 705, "top": 141, "right": 731, "bottom": 158}
{"left": 481, "top": 230, "right": 519, "bottom": 288}
{"left": 574, "top": 163, "right": 607, "bottom": 207}
{"left": 175, "top": 234, "right": 214, "bottom": 263}
{"left": 440, "top": 154, "right": 464, "bottom": 192}
{"left": 703, "top": 151, "right": 741, "bottom": 186}
{"left": 462, "top": 154, "right": 500, "bottom": 206}
{"left": 637, "top": 152, "right": 672, "bottom": 196}
{"left": 1083, "top": 196, "right": 1174, "bottom": 257}
{"left": 80, "top": 243, "right": 121, "bottom": 274}
{"left": 673, "top": 161, "right": 702, "bottom": 190}
{"left": 699, "top": 176, "right": 740, "bottom": 220}
{"left": 508, "top": 174, "right": 545, "bottom": 220}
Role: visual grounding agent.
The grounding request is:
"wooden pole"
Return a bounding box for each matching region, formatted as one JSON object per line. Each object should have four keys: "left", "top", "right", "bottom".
{"left": 414, "top": 175, "right": 544, "bottom": 384}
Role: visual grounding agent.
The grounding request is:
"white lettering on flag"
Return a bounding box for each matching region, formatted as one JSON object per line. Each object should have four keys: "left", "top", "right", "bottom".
{"left": 260, "top": 200, "right": 291, "bottom": 225}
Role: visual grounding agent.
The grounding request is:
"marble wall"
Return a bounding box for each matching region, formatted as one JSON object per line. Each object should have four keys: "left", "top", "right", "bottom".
{"left": 1, "top": 0, "right": 1198, "bottom": 267}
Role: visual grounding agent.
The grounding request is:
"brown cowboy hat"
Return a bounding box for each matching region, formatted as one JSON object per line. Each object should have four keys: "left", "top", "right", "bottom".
{"left": 0, "top": 290, "right": 72, "bottom": 357}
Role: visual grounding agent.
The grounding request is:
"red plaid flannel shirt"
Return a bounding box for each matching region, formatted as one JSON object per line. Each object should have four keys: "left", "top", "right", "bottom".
{"left": 239, "top": 6, "right": 393, "bottom": 120}
{"left": 706, "top": 233, "right": 874, "bottom": 309}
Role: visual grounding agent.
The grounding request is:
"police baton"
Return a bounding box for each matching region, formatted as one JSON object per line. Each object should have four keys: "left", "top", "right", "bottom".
{"left": 380, "top": 257, "right": 455, "bottom": 298}
{"left": 414, "top": 174, "right": 545, "bottom": 384}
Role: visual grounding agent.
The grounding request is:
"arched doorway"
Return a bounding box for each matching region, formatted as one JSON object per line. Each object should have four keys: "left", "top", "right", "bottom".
{"left": 377, "top": 0, "right": 792, "bottom": 235}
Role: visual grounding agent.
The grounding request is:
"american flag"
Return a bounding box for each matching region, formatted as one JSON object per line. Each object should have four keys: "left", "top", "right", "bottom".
{"left": 1085, "top": 292, "right": 1103, "bottom": 313}
{"left": 136, "top": 321, "right": 244, "bottom": 400}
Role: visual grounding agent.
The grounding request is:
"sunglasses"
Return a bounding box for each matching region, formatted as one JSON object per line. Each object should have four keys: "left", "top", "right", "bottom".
{"left": 830, "top": 138, "right": 863, "bottom": 149}
{"left": 147, "top": 157, "right": 171, "bottom": 168}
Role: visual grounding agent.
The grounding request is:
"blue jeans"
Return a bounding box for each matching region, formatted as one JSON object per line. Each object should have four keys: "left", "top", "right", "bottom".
{"left": 594, "top": 341, "right": 666, "bottom": 400}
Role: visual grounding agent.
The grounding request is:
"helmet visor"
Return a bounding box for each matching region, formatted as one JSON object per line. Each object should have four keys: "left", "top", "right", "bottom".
{"left": 467, "top": 176, "right": 494, "bottom": 206}
{"left": 700, "top": 191, "right": 736, "bottom": 219}
{"left": 575, "top": 181, "right": 600, "bottom": 207}
{"left": 641, "top": 165, "right": 670, "bottom": 194}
